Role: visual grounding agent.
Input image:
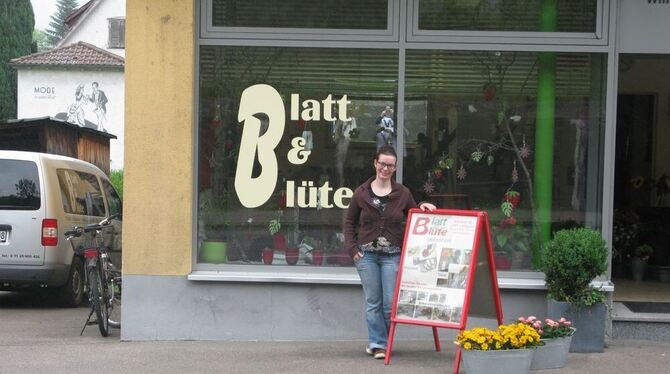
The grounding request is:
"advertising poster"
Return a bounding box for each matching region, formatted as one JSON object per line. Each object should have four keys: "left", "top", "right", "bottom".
{"left": 394, "top": 213, "right": 478, "bottom": 325}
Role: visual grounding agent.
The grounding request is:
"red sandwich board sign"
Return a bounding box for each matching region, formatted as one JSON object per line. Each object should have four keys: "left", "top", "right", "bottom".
{"left": 384, "top": 208, "right": 504, "bottom": 373}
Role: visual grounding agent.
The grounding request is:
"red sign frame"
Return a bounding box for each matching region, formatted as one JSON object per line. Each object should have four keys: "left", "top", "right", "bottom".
{"left": 384, "top": 209, "right": 504, "bottom": 373}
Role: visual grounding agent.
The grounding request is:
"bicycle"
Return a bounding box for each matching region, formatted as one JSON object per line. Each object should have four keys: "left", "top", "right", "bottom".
{"left": 64, "top": 214, "right": 121, "bottom": 337}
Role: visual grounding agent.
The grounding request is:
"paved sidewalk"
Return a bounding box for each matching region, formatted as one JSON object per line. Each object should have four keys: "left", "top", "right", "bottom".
{"left": 1, "top": 337, "right": 669, "bottom": 374}
{"left": 1, "top": 292, "right": 668, "bottom": 374}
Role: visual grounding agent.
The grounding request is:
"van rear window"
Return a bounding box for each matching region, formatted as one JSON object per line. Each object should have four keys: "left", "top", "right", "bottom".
{"left": 0, "top": 159, "right": 41, "bottom": 210}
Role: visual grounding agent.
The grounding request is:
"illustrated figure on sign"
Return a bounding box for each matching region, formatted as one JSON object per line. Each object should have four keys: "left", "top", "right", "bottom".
{"left": 87, "top": 82, "right": 109, "bottom": 132}
{"left": 66, "top": 84, "right": 87, "bottom": 127}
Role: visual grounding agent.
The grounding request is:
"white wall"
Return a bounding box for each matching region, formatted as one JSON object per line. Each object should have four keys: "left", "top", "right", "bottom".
{"left": 618, "top": 0, "right": 670, "bottom": 54}
{"left": 60, "top": 0, "right": 126, "bottom": 57}
{"left": 16, "top": 69, "right": 125, "bottom": 170}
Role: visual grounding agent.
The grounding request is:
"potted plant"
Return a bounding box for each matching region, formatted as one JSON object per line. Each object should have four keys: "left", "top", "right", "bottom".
{"left": 300, "top": 236, "right": 324, "bottom": 266}
{"left": 492, "top": 217, "right": 531, "bottom": 270}
{"left": 199, "top": 189, "right": 230, "bottom": 263}
{"left": 455, "top": 322, "right": 543, "bottom": 374}
{"left": 629, "top": 244, "right": 653, "bottom": 281}
{"left": 539, "top": 227, "right": 608, "bottom": 353}
{"left": 519, "top": 316, "right": 575, "bottom": 369}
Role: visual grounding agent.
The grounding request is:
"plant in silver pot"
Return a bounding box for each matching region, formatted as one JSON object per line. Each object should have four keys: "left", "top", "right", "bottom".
{"left": 539, "top": 227, "right": 608, "bottom": 353}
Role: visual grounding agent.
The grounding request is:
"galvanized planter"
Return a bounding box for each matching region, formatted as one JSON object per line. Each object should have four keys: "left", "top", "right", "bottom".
{"left": 530, "top": 331, "right": 574, "bottom": 370}
{"left": 461, "top": 348, "right": 534, "bottom": 374}
{"left": 547, "top": 299, "right": 605, "bottom": 353}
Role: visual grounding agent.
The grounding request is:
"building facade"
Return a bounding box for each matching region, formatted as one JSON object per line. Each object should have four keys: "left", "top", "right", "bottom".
{"left": 122, "top": 0, "right": 670, "bottom": 341}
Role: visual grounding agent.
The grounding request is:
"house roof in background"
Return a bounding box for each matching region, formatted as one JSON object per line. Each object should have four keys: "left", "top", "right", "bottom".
{"left": 64, "top": 0, "right": 96, "bottom": 29}
{"left": 59, "top": 0, "right": 102, "bottom": 47}
{"left": 9, "top": 41, "right": 124, "bottom": 68}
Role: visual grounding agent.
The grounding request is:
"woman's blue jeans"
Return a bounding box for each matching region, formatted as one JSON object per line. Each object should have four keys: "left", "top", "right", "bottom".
{"left": 355, "top": 251, "right": 400, "bottom": 350}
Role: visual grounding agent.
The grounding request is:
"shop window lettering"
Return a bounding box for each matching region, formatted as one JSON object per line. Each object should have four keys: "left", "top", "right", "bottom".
{"left": 235, "top": 84, "right": 353, "bottom": 209}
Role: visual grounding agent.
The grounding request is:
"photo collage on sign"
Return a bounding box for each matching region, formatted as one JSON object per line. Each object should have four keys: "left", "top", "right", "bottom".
{"left": 396, "top": 241, "right": 472, "bottom": 324}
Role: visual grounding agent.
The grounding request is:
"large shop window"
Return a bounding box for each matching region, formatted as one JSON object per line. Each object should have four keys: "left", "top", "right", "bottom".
{"left": 198, "top": 46, "right": 398, "bottom": 267}
{"left": 417, "top": 0, "right": 598, "bottom": 33}
{"left": 403, "top": 50, "right": 606, "bottom": 271}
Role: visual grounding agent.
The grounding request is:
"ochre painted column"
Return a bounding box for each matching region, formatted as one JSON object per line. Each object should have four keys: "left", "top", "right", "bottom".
{"left": 533, "top": 0, "right": 557, "bottom": 265}
{"left": 124, "top": 0, "right": 195, "bottom": 275}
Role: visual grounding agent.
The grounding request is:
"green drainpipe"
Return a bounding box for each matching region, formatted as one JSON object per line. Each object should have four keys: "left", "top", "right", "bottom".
{"left": 533, "top": 0, "right": 557, "bottom": 267}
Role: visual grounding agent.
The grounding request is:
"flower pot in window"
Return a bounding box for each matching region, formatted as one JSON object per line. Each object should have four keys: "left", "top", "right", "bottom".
{"left": 285, "top": 247, "right": 299, "bottom": 265}
{"left": 312, "top": 249, "right": 324, "bottom": 266}
{"left": 200, "top": 240, "right": 227, "bottom": 263}
{"left": 262, "top": 247, "right": 274, "bottom": 265}
{"left": 273, "top": 233, "right": 287, "bottom": 251}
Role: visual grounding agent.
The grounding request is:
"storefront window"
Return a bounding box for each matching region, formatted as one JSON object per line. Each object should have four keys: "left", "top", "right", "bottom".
{"left": 417, "top": 0, "right": 598, "bottom": 33}
{"left": 211, "top": 0, "right": 389, "bottom": 29}
{"left": 198, "top": 46, "right": 398, "bottom": 266}
{"left": 403, "top": 50, "right": 606, "bottom": 271}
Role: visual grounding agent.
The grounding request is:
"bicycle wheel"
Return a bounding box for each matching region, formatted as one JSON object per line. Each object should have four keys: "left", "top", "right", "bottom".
{"left": 88, "top": 267, "right": 109, "bottom": 337}
{"left": 107, "top": 273, "right": 121, "bottom": 328}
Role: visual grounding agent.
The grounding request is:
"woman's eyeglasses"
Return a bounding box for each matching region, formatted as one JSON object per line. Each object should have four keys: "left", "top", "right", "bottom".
{"left": 376, "top": 161, "right": 396, "bottom": 170}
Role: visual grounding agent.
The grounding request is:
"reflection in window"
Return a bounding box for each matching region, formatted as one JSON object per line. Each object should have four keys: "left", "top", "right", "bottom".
{"left": 198, "top": 46, "right": 398, "bottom": 266}
{"left": 212, "top": 0, "right": 389, "bottom": 29}
{"left": 404, "top": 50, "right": 606, "bottom": 271}
{"left": 418, "top": 0, "right": 597, "bottom": 33}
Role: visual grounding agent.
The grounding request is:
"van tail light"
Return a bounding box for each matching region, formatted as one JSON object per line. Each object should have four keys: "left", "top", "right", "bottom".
{"left": 42, "top": 219, "right": 58, "bottom": 246}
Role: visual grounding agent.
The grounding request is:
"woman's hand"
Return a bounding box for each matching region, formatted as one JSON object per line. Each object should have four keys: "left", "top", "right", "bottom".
{"left": 419, "top": 202, "right": 437, "bottom": 212}
{"left": 353, "top": 251, "right": 364, "bottom": 261}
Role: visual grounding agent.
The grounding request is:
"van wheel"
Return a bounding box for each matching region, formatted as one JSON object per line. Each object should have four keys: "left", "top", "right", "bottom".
{"left": 57, "top": 257, "right": 85, "bottom": 307}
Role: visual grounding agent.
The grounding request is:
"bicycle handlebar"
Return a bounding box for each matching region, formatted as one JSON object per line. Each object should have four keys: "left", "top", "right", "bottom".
{"left": 64, "top": 227, "right": 84, "bottom": 239}
{"left": 83, "top": 214, "right": 120, "bottom": 233}
{"left": 64, "top": 214, "right": 119, "bottom": 238}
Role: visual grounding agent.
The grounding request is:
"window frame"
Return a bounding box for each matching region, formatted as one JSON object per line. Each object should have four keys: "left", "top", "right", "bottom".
{"left": 192, "top": 0, "right": 617, "bottom": 284}
{"left": 199, "top": 0, "right": 400, "bottom": 42}
{"left": 108, "top": 17, "right": 126, "bottom": 49}
{"left": 407, "top": 0, "right": 609, "bottom": 46}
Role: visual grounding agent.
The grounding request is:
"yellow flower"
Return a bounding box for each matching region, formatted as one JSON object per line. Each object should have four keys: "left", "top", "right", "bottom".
{"left": 464, "top": 342, "right": 472, "bottom": 350}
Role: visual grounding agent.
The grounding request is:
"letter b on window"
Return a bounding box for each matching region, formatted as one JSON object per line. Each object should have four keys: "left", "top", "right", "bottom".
{"left": 235, "top": 84, "right": 285, "bottom": 208}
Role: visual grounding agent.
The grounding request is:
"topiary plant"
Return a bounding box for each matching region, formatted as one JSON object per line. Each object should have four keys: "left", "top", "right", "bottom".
{"left": 540, "top": 228, "right": 608, "bottom": 306}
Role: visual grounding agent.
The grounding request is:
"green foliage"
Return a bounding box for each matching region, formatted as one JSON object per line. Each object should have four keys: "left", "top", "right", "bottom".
{"left": 540, "top": 228, "right": 608, "bottom": 307}
{"left": 109, "top": 169, "right": 123, "bottom": 200}
{"left": 45, "top": 0, "right": 79, "bottom": 46}
{"left": 32, "top": 29, "right": 51, "bottom": 52}
{"left": 0, "top": 0, "right": 35, "bottom": 120}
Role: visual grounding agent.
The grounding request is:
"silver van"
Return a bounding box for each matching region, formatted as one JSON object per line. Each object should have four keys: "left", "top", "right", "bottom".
{"left": 0, "top": 151, "right": 122, "bottom": 306}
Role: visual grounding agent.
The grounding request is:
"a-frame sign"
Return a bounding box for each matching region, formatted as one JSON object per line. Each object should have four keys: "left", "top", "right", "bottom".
{"left": 384, "top": 209, "right": 504, "bottom": 373}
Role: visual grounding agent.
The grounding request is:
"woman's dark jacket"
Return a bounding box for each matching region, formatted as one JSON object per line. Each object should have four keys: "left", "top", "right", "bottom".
{"left": 344, "top": 176, "right": 418, "bottom": 259}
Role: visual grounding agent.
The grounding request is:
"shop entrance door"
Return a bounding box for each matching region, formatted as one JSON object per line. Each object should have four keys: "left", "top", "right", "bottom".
{"left": 613, "top": 54, "right": 670, "bottom": 302}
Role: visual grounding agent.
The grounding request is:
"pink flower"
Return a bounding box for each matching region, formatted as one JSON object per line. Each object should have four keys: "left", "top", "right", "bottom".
{"left": 518, "top": 317, "right": 525, "bottom": 322}
{"left": 538, "top": 329, "right": 544, "bottom": 334}
{"left": 564, "top": 321, "right": 572, "bottom": 326}
{"left": 528, "top": 316, "right": 537, "bottom": 322}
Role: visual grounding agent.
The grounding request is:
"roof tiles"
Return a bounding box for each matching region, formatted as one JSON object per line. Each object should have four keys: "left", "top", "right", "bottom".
{"left": 10, "top": 41, "right": 124, "bottom": 68}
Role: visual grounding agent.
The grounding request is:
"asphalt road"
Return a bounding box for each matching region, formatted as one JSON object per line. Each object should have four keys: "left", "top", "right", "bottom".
{"left": 2, "top": 290, "right": 670, "bottom": 374}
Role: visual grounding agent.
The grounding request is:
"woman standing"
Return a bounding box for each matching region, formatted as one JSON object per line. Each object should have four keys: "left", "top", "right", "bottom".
{"left": 344, "top": 145, "right": 436, "bottom": 359}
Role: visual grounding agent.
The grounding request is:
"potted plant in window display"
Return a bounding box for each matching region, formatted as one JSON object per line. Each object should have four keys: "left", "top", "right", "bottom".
{"left": 199, "top": 189, "right": 230, "bottom": 263}
{"left": 492, "top": 216, "right": 531, "bottom": 270}
{"left": 629, "top": 244, "right": 653, "bottom": 282}
{"left": 454, "top": 322, "right": 543, "bottom": 374}
{"left": 300, "top": 235, "right": 324, "bottom": 266}
{"left": 518, "top": 315, "right": 575, "bottom": 370}
{"left": 611, "top": 209, "right": 640, "bottom": 278}
{"left": 539, "top": 227, "right": 608, "bottom": 353}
